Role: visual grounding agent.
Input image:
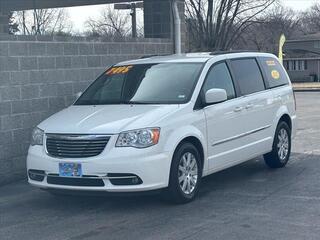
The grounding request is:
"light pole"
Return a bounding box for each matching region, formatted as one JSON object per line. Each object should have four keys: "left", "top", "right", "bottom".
{"left": 131, "top": 3, "right": 137, "bottom": 38}
{"left": 114, "top": 2, "right": 143, "bottom": 38}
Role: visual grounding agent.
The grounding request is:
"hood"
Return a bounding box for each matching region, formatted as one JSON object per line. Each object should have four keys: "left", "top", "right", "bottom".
{"left": 38, "top": 104, "right": 180, "bottom": 134}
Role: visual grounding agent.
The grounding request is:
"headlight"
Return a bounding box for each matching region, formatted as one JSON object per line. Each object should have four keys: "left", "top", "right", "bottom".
{"left": 31, "top": 127, "right": 44, "bottom": 146}
{"left": 116, "top": 128, "right": 160, "bottom": 148}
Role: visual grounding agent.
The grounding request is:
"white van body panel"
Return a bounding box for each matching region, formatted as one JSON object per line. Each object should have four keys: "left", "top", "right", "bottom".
{"left": 27, "top": 52, "right": 297, "bottom": 192}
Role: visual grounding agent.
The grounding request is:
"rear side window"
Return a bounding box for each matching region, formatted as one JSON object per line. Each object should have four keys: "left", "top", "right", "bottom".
{"left": 203, "top": 62, "right": 236, "bottom": 100}
{"left": 230, "top": 59, "right": 265, "bottom": 95}
{"left": 259, "top": 57, "right": 289, "bottom": 88}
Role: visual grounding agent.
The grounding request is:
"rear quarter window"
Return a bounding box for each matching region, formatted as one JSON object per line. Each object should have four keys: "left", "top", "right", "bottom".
{"left": 230, "top": 58, "right": 265, "bottom": 95}
{"left": 259, "top": 57, "right": 289, "bottom": 88}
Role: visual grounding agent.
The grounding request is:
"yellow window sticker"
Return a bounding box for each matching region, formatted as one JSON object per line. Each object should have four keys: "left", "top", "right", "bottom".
{"left": 106, "top": 66, "right": 133, "bottom": 75}
{"left": 271, "top": 70, "right": 280, "bottom": 79}
{"left": 266, "top": 60, "right": 276, "bottom": 66}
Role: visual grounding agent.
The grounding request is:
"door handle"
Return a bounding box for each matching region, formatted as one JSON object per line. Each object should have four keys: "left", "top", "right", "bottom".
{"left": 234, "top": 106, "right": 244, "bottom": 112}
{"left": 245, "top": 104, "right": 254, "bottom": 109}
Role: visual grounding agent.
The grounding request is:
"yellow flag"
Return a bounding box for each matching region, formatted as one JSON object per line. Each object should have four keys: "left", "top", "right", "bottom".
{"left": 278, "top": 34, "right": 286, "bottom": 65}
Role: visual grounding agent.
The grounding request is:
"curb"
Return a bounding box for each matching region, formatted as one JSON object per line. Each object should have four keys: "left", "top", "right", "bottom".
{"left": 294, "top": 89, "right": 320, "bottom": 92}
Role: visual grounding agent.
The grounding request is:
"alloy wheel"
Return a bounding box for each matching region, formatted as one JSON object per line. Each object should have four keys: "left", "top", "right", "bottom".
{"left": 277, "top": 128, "right": 289, "bottom": 162}
{"left": 178, "top": 152, "right": 198, "bottom": 195}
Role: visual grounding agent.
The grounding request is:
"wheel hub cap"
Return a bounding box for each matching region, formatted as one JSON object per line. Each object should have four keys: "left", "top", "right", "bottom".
{"left": 178, "top": 152, "right": 198, "bottom": 195}
{"left": 277, "top": 128, "right": 289, "bottom": 161}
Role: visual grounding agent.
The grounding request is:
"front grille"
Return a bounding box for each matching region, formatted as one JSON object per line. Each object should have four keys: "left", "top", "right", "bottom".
{"left": 46, "top": 134, "right": 110, "bottom": 158}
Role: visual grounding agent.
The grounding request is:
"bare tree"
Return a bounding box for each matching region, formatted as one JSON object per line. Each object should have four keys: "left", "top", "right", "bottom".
{"left": 241, "top": 6, "right": 300, "bottom": 53}
{"left": 14, "top": 8, "right": 72, "bottom": 35}
{"left": 85, "top": 6, "right": 130, "bottom": 38}
{"left": 186, "top": 0, "right": 277, "bottom": 51}
{"left": 300, "top": 3, "right": 320, "bottom": 34}
{"left": 9, "top": 12, "right": 19, "bottom": 34}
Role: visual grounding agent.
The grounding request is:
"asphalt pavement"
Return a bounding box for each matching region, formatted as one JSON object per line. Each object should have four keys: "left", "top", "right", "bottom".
{"left": 1, "top": 92, "right": 320, "bottom": 240}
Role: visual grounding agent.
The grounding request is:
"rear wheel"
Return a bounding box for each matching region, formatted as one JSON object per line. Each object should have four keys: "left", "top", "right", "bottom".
{"left": 166, "top": 142, "right": 202, "bottom": 204}
{"left": 264, "top": 121, "right": 291, "bottom": 168}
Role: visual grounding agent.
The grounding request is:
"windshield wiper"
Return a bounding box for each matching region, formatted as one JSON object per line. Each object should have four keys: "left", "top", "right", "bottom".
{"left": 126, "top": 101, "right": 154, "bottom": 105}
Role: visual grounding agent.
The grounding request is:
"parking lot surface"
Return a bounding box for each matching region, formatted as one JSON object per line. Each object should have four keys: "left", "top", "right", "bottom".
{"left": 1, "top": 92, "right": 320, "bottom": 240}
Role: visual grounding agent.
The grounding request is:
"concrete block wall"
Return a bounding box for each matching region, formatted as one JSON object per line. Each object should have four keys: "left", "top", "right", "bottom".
{"left": 0, "top": 36, "right": 173, "bottom": 185}
{"left": 144, "top": 0, "right": 186, "bottom": 52}
{"left": 144, "top": 0, "right": 172, "bottom": 39}
{"left": 0, "top": 8, "right": 8, "bottom": 34}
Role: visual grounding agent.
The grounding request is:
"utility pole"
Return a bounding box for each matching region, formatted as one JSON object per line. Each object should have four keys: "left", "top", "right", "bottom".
{"left": 114, "top": 2, "right": 143, "bottom": 38}
{"left": 131, "top": 3, "right": 137, "bottom": 38}
{"left": 22, "top": 11, "right": 26, "bottom": 35}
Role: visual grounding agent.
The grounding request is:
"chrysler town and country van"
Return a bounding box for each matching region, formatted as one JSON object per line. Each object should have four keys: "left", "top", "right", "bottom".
{"left": 27, "top": 52, "right": 296, "bottom": 203}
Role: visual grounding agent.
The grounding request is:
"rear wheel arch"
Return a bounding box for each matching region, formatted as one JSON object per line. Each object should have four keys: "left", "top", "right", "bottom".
{"left": 279, "top": 114, "right": 292, "bottom": 130}
{"left": 264, "top": 121, "right": 291, "bottom": 168}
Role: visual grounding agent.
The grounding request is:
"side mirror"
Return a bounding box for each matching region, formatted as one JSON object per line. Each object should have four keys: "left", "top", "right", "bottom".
{"left": 76, "top": 91, "right": 83, "bottom": 99}
{"left": 205, "top": 88, "right": 227, "bottom": 105}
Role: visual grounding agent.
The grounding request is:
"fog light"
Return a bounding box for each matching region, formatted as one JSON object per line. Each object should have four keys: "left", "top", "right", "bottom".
{"left": 28, "top": 170, "right": 45, "bottom": 182}
{"left": 108, "top": 173, "right": 143, "bottom": 185}
{"left": 131, "top": 177, "right": 140, "bottom": 185}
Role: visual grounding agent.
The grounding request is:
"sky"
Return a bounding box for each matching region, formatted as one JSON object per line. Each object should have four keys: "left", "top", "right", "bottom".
{"left": 66, "top": 0, "right": 318, "bottom": 32}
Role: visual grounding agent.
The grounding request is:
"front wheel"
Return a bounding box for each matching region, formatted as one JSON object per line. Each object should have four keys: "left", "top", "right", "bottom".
{"left": 264, "top": 121, "right": 291, "bottom": 168}
{"left": 165, "top": 142, "right": 202, "bottom": 204}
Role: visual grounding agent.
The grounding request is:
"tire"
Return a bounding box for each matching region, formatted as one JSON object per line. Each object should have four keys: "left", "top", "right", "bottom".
{"left": 165, "top": 142, "right": 202, "bottom": 204}
{"left": 264, "top": 121, "right": 291, "bottom": 168}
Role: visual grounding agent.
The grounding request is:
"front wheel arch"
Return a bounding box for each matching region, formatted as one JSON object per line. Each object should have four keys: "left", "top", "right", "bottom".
{"left": 165, "top": 141, "right": 203, "bottom": 203}
{"left": 174, "top": 136, "right": 205, "bottom": 172}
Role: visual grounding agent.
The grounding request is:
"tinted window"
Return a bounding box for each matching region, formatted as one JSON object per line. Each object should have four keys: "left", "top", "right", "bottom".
{"left": 231, "top": 59, "right": 265, "bottom": 95}
{"left": 75, "top": 63, "right": 203, "bottom": 105}
{"left": 260, "top": 57, "right": 289, "bottom": 88}
{"left": 203, "top": 62, "right": 235, "bottom": 100}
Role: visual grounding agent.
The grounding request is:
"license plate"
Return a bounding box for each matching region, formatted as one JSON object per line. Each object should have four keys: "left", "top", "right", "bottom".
{"left": 59, "top": 163, "right": 82, "bottom": 177}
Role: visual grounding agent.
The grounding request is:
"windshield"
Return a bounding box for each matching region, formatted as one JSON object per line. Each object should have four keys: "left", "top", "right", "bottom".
{"left": 75, "top": 63, "right": 203, "bottom": 105}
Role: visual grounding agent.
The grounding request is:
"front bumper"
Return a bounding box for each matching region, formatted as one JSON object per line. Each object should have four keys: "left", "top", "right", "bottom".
{"left": 27, "top": 138, "right": 172, "bottom": 192}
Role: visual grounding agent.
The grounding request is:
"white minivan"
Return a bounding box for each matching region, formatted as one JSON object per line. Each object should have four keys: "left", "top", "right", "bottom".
{"left": 27, "top": 52, "right": 296, "bottom": 203}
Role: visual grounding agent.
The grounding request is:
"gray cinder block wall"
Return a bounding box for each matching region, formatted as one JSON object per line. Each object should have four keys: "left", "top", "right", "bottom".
{"left": 0, "top": 13, "right": 7, "bottom": 34}
{"left": 144, "top": 0, "right": 186, "bottom": 52}
{"left": 0, "top": 35, "right": 173, "bottom": 185}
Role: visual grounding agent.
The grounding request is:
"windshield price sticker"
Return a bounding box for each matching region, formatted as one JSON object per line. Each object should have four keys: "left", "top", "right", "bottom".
{"left": 106, "top": 66, "right": 133, "bottom": 75}
{"left": 266, "top": 60, "right": 276, "bottom": 66}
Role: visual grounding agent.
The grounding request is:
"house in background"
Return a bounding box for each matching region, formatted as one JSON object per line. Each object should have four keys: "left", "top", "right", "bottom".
{"left": 284, "top": 33, "right": 320, "bottom": 82}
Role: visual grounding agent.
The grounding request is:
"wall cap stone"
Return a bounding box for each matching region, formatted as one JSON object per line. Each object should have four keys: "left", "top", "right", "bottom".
{"left": 0, "top": 34, "right": 172, "bottom": 44}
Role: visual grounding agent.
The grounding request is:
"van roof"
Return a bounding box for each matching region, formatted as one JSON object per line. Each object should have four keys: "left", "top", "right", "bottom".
{"left": 115, "top": 52, "right": 277, "bottom": 66}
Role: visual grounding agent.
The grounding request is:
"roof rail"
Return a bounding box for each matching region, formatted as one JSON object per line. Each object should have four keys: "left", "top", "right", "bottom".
{"left": 209, "top": 50, "right": 260, "bottom": 55}
{"left": 140, "top": 54, "right": 172, "bottom": 59}
{"left": 140, "top": 55, "right": 158, "bottom": 59}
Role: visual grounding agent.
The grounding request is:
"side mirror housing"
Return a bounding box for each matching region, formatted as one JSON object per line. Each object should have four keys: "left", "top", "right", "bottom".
{"left": 205, "top": 88, "right": 227, "bottom": 105}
